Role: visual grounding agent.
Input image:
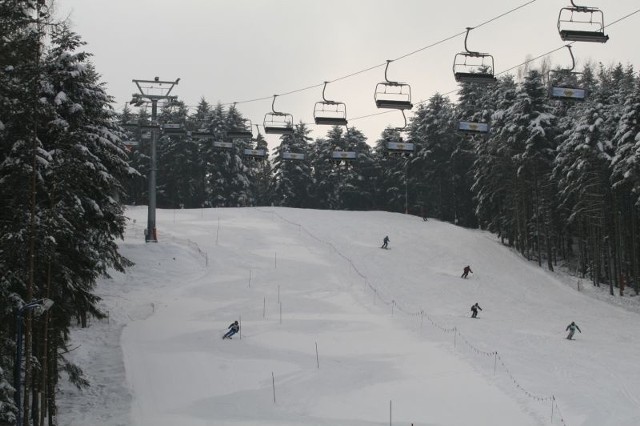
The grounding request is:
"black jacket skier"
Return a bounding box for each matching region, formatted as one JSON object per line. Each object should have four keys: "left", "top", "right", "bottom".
{"left": 381, "top": 236, "right": 390, "bottom": 249}
{"left": 471, "top": 303, "right": 482, "bottom": 318}
{"left": 223, "top": 321, "right": 240, "bottom": 339}
{"left": 461, "top": 265, "right": 473, "bottom": 278}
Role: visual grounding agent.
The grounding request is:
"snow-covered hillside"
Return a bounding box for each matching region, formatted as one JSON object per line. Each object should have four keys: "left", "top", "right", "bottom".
{"left": 58, "top": 207, "right": 640, "bottom": 426}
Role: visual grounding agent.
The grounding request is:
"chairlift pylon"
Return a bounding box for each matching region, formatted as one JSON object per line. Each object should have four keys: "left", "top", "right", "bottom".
{"left": 558, "top": 1, "right": 609, "bottom": 43}
{"left": 264, "top": 95, "right": 294, "bottom": 135}
{"left": 549, "top": 45, "right": 588, "bottom": 101}
{"left": 374, "top": 60, "right": 413, "bottom": 110}
{"left": 314, "top": 82, "right": 348, "bottom": 126}
{"left": 453, "top": 27, "right": 497, "bottom": 84}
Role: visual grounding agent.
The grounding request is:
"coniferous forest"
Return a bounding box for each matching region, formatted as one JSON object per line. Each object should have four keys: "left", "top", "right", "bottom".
{"left": 1, "top": 1, "right": 640, "bottom": 425}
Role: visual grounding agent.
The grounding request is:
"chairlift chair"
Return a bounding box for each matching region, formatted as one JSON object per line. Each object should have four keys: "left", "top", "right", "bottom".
{"left": 227, "top": 119, "right": 253, "bottom": 139}
{"left": 457, "top": 121, "right": 490, "bottom": 134}
{"left": 558, "top": 1, "right": 608, "bottom": 43}
{"left": 122, "top": 122, "right": 139, "bottom": 130}
{"left": 549, "top": 45, "right": 588, "bottom": 101}
{"left": 213, "top": 141, "right": 234, "bottom": 150}
{"left": 162, "top": 123, "right": 186, "bottom": 135}
{"left": 386, "top": 141, "right": 414, "bottom": 155}
{"left": 453, "top": 27, "right": 497, "bottom": 84}
{"left": 190, "top": 131, "right": 214, "bottom": 140}
{"left": 331, "top": 150, "right": 357, "bottom": 162}
{"left": 374, "top": 60, "right": 413, "bottom": 110}
{"left": 244, "top": 148, "right": 267, "bottom": 160}
{"left": 264, "top": 95, "right": 294, "bottom": 135}
{"left": 314, "top": 82, "right": 348, "bottom": 126}
{"left": 282, "top": 152, "right": 305, "bottom": 160}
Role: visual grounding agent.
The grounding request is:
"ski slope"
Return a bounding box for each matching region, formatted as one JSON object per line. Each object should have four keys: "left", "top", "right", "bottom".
{"left": 58, "top": 207, "right": 640, "bottom": 426}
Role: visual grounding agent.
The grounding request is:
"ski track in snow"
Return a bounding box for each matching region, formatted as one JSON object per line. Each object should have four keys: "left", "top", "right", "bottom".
{"left": 58, "top": 207, "right": 640, "bottom": 426}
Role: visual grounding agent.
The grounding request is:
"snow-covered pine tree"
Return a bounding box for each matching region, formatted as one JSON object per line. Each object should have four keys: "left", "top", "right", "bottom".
{"left": 610, "top": 72, "right": 640, "bottom": 295}
{"left": 409, "top": 93, "right": 458, "bottom": 221}
{"left": 341, "top": 127, "right": 375, "bottom": 210}
{"left": 35, "top": 25, "right": 133, "bottom": 420}
{"left": 271, "top": 122, "right": 314, "bottom": 207}
{"left": 157, "top": 100, "right": 203, "bottom": 208}
{"left": 373, "top": 127, "right": 408, "bottom": 213}
{"left": 472, "top": 76, "right": 518, "bottom": 242}
{"left": 450, "top": 79, "right": 490, "bottom": 227}
{"left": 553, "top": 70, "right": 613, "bottom": 285}
{"left": 246, "top": 129, "right": 273, "bottom": 206}
{"left": 201, "top": 102, "right": 227, "bottom": 206}
{"left": 492, "top": 70, "right": 557, "bottom": 267}
{"left": 0, "top": 2, "right": 52, "bottom": 423}
{"left": 118, "top": 103, "right": 147, "bottom": 205}
{"left": 310, "top": 126, "right": 344, "bottom": 209}
{"left": 223, "top": 105, "right": 252, "bottom": 206}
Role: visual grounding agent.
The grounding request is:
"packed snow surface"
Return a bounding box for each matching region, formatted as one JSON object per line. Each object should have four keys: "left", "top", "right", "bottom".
{"left": 58, "top": 207, "right": 640, "bottom": 426}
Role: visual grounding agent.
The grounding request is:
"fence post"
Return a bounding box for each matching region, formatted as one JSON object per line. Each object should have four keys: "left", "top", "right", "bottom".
{"left": 263, "top": 297, "right": 266, "bottom": 319}
{"left": 494, "top": 352, "right": 497, "bottom": 375}
{"left": 315, "top": 342, "right": 319, "bottom": 369}
{"left": 453, "top": 327, "right": 457, "bottom": 348}
{"left": 272, "top": 372, "right": 276, "bottom": 404}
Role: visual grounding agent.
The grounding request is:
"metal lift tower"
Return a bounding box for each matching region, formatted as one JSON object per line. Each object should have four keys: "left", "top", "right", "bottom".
{"left": 130, "top": 77, "right": 180, "bottom": 242}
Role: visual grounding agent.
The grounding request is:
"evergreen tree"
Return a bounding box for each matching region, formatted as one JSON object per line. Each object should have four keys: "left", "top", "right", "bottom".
{"left": 247, "top": 130, "right": 273, "bottom": 206}
{"left": 272, "top": 122, "right": 314, "bottom": 207}
{"left": 472, "top": 76, "right": 518, "bottom": 241}
{"left": 156, "top": 101, "right": 202, "bottom": 208}
{"left": 341, "top": 127, "right": 375, "bottom": 210}
{"left": 409, "top": 93, "right": 458, "bottom": 221}
{"left": 373, "top": 127, "right": 408, "bottom": 213}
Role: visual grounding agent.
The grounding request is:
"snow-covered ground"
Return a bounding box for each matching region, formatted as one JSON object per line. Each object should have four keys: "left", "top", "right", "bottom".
{"left": 58, "top": 207, "right": 640, "bottom": 426}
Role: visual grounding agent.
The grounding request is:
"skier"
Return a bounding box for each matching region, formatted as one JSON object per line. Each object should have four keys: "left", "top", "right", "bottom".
{"left": 565, "top": 321, "right": 581, "bottom": 340}
{"left": 470, "top": 302, "right": 482, "bottom": 318}
{"left": 223, "top": 320, "right": 240, "bottom": 339}
{"left": 381, "top": 235, "right": 390, "bottom": 249}
{"left": 461, "top": 265, "right": 473, "bottom": 278}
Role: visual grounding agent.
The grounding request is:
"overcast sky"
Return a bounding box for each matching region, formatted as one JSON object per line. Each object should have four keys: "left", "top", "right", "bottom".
{"left": 54, "top": 0, "right": 640, "bottom": 148}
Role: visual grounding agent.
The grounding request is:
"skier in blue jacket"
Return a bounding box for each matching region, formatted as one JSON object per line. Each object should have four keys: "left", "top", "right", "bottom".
{"left": 223, "top": 321, "right": 240, "bottom": 339}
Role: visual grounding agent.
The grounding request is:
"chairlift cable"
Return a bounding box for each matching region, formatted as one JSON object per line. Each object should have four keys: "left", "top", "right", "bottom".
{"left": 221, "top": 0, "right": 539, "bottom": 106}
{"left": 182, "top": 5, "right": 640, "bottom": 127}
{"left": 351, "top": 8, "right": 638, "bottom": 123}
